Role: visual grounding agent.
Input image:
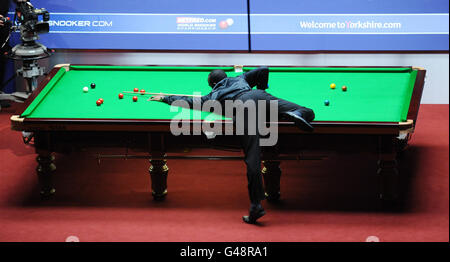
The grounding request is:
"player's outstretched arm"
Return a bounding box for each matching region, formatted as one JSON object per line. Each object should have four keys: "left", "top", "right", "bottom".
{"left": 242, "top": 66, "right": 269, "bottom": 90}
{"left": 151, "top": 93, "right": 213, "bottom": 108}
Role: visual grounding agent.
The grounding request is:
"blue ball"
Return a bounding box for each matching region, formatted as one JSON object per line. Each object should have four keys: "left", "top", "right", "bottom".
{"left": 324, "top": 100, "right": 330, "bottom": 106}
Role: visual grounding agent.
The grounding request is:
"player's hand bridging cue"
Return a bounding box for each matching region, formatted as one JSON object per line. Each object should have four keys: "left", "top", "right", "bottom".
{"left": 149, "top": 95, "right": 165, "bottom": 101}
{"left": 0, "top": 15, "right": 5, "bottom": 27}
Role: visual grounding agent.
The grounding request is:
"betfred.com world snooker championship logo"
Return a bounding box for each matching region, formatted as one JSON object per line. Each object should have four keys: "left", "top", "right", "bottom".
{"left": 176, "top": 17, "right": 234, "bottom": 31}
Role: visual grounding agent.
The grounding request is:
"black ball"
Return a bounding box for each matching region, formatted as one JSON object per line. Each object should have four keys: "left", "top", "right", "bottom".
{"left": 90, "top": 83, "right": 96, "bottom": 88}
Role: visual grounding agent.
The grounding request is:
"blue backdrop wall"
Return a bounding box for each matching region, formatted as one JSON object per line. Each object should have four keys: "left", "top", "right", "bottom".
{"left": 7, "top": 0, "right": 449, "bottom": 51}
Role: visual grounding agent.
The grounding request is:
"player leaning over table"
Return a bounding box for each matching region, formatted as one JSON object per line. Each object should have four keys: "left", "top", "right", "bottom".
{"left": 150, "top": 67, "right": 315, "bottom": 224}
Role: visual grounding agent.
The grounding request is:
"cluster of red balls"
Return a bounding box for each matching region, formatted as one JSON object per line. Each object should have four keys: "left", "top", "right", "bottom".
{"left": 117, "top": 88, "right": 146, "bottom": 102}
{"left": 96, "top": 98, "right": 104, "bottom": 106}
{"left": 97, "top": 87, "right": 148, "bottom": 106}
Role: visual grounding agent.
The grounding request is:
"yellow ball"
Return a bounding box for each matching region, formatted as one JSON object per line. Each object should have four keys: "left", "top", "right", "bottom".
{"left": 330, "top": 83, "right": 336, "bottom": 89}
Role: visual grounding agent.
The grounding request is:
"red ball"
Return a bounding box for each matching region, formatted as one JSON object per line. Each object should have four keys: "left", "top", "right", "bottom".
{"left": 133, "top": 88, "right": 139, "bottom": 92}
{"left": 96, "top": 100, "right": 102, "bottom": 106}
{"left": 140, "top": 89, "right": 146, "bottom": 95}
{"left": 118, "top": 93, "right": 124, "bottom": 99}
{"left": 133, "top": 96, "right": 138, "bottom": 102}
{"left": 99, "top": 98, "right": 104, "bottom": 103}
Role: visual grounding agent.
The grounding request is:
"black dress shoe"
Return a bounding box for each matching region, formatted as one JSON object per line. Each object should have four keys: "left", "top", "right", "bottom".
{"left": 242, "top": 206, "right": 266, "bottom": 224}
{"left": 283, "top": 111, "right": 314, "bottom": 132}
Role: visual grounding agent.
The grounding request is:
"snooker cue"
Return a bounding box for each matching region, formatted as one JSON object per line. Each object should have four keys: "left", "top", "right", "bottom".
{"left": 122, "top": 91, "right": 202, "bottom": 97}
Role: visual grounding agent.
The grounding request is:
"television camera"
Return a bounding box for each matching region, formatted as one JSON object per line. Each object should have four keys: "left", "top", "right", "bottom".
{"left": 1, "top": 0, "right": 53, "bottom": 111}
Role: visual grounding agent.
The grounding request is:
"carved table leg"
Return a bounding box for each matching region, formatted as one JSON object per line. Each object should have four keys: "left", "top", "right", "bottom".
{"left": 262, "top": 160, "right": 282, "bottom": 201}
{"left": 34, "top": 132, "right": 56, "bottom": 198}
{"left": 36, "top": 153, "right": 56, "bottom": 198}
{"left": 377, "top": 136, "right": 399, "bottom": 208}
{"left": 149, "top": 158, "right": 169, "bottom": 201}
{"left": 148, "top": 133, "right": 169, "bottom": 201}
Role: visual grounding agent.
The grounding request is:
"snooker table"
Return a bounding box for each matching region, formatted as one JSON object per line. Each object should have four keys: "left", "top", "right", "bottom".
{"left": 10, "top": 64, "right": 426, "bottom": 204}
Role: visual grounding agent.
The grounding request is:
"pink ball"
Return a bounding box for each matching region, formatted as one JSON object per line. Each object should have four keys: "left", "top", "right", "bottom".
{"left": 219, "top": 21, "right": 228, "bottom": 29}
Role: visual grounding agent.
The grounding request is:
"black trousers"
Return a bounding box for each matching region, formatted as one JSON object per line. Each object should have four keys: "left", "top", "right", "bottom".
{"left": 235, "top": 89, "right": 315, "bottom": 203}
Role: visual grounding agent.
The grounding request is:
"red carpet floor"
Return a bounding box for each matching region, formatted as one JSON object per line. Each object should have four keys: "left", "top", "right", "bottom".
{"left": 0, "top": 104, "right": 448, "bottom": 242}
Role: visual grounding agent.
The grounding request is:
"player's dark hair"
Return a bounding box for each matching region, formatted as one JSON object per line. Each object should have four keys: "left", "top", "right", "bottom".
{"left": 208, "top": 69, "right": 227, "bottom": 87}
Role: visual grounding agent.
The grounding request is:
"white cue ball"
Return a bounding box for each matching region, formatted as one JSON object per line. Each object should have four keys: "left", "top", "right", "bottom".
{"left": 83, "top": 87, "right": 89, "bottom": 92}
{"left": 226, "top": 18, "right": 234, "bottom": 26}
